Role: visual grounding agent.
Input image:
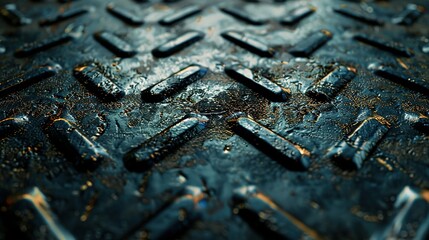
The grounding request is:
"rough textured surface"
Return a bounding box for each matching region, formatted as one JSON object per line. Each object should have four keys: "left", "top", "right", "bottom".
{"left": 0, "top": 0, "right": 429, "bottom": 239}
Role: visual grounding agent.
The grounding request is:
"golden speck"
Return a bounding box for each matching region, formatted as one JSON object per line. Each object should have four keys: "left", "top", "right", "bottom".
{"left": 75, "top": 66, "right": 87, "bottom": 72}
{"left": 396, "top": 58, "right": 409, "bottom": 70}
{"left": 233, "top": 208, "right": 239, "bottom": 214}
{"left": 419, "top": 113, "right": 428, "bottom": 119}
{"left": 347, "top": 66, "right": 357, "bottom": 74}
{"left": 258, "top": 211, "right": 269, "bottom": 220}
{"left": 351, "top": 206, "right": 381, "bottom": 222}
{"left": 282, "top": 87, "right": 292, "bottom": 94}
{"left": 80, "top": 215, "right": 88, "bottom": 222}
{"left": 372, "top": 115, "right": 391, "bottom": 127}
{"left": 421, "top": 190, "right": 429, "bottom": 202}
{"left": 376, "top": 158, "right": 393, "bottom": 171}
{"left": 310, "top": 201, "right": 320, "bottom": 209}
{"left": 321, "top": 29, "right": 333, "bottom": 37}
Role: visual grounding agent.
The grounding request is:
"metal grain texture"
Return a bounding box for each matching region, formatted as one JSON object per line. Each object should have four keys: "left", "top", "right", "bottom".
{"left": 0, "top": 0, "right": 428, "bottom": 239}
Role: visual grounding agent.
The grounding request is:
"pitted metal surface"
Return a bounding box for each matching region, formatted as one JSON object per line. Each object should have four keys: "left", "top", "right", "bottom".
{"left": 0, "top": 0, "right": 428, "bottom": 239}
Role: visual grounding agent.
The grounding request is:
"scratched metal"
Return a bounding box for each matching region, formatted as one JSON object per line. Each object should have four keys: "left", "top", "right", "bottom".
{"left": 0, "top": 0, "right": 428, "bottom": 239}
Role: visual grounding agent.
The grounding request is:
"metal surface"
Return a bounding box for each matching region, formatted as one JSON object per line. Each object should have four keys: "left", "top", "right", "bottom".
{"left": 0, "top": 0, "right": 428, "bottom": 239}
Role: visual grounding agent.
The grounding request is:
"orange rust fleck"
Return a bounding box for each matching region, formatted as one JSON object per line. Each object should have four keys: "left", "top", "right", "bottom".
{"left": 75, "top": 66, "right": 87, "bottom": 72}
{"left": 376, "top": 158, "right": 393, "bottom": 171}
{"left": 347, "top": 66, "right": 357, "bottom": 74}
{"left": 396, "top": 58, "right": 409, "bottom": 70}
{"left": 254, "top": 192, "right": 323, "bottom": 240}
{"left": 321, "top": 29, "right": 333, "bottom": 38}
{"left": 372, "top": 115, "right": 391, "bottom": 127}
{"left": 421, "top": 190, "right": 429, "bottom": 202}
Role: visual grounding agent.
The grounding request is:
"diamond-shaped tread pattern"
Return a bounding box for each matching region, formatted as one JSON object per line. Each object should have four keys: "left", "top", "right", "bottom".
{"left": 0, "top": 0, "right": 429, "bottom": 239}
